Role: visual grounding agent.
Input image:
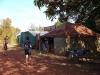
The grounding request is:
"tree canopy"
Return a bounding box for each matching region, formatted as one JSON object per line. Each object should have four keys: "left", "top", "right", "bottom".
{"left": 28, "top": 23, "right": 44, "bottom": 31}
{"left": 55, "top": 21, "right": 63, "bottom": 27}
{"left": 33, "top": 0, "right": 100, "bottom": 33}
{"left": 0, "top": 18, "right": 21, "bottom": 43}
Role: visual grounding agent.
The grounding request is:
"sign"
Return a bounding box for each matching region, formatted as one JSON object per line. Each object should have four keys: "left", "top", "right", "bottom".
{"left": 44, "top": 25, "right": 56, "bottom": 31}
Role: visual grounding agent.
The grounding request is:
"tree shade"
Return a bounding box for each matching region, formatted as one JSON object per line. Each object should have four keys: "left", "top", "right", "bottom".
{"left": 33, "top": 0, "right": 100, "bottom": 33}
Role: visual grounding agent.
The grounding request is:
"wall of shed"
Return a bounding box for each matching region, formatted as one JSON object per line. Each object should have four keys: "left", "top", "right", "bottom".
{"left": 18, "top": 32, "right": 36, "bottom": 46}
{"left": 54, "top": 37, "right": 100, "bottom": 55}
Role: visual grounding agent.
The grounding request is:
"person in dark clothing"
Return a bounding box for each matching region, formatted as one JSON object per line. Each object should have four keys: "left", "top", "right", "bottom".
{"left": 45, "top": 39, "right": 49, "bottom": 52}
{"left": 23, "top": 36, "right": 32, "bottom": 67}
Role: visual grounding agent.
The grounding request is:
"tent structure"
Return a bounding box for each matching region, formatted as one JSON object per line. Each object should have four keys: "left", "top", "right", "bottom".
{"left": 42, "top": 22, "right": 100, "bottom": 55}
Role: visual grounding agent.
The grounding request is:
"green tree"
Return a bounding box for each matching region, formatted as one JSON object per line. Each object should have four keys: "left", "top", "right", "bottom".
{"left": 28, "top": 24, "right": 44, "bottom": 31}
{"left": 55, "top": 21, "right": 63, "bottom": 27}
{"left": 0, "top": 18, "right": 21, "bottom": 44}
{"left": 9, "top": 26, "right": 21, "bottom": 44}
{"left": 14, "top": 27, "right": 21, "bottom": 37}
{"left": 38, "top": 25, "right": 44, "bottom": 31}
{"left": 33, "top": 0, "right": 100, "bottom": 33}
{"left": 28, "top": 23, "right": 36, "bottom": 31}
{"left": 0, "top": 18, "right": 12, "bottom": 39}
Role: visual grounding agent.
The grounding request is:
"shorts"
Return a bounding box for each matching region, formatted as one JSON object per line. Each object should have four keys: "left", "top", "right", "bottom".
{"left": 25, "top": 50, "right": 31, "bottom": 55}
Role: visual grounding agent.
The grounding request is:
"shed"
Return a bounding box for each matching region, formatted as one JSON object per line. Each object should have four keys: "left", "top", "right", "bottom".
{"left": 42, "top": 22, "right": 100, "bottom": 55}
{"left": 18, "top": 31, "right": 49, "bottom": 48}
{"left": 18, "top": 31, "right": 36, "bottom": 46}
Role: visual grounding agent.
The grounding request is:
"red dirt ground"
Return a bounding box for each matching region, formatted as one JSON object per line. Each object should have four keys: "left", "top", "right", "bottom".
{"left": 0, "top": 45, "right": 100, "bottom": 75}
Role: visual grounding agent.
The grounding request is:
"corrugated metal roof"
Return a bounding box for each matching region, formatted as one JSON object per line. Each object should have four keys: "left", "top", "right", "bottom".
{"left": 29, "top": 31, "right": 49, "bottom": 36}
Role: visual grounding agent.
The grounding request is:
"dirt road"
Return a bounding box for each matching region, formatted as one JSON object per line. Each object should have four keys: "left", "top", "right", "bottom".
{"left": 0, "top": 45, "right": 100, "bottom": 75}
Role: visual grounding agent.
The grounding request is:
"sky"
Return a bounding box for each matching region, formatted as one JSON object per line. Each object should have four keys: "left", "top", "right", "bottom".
{"left": 0, "top": 0, "right": 57, "bottom": 32}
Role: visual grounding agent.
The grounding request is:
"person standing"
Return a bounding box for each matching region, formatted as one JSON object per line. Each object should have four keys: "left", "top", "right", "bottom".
{"left": 42, "top": 42, "right": 46, "bottom": 52}
{"left": 45, "top": 39, "right": 49, "bottom": 53}
{"left": 23, "top": 36, "right": 32, "bottom": 67}
{"left": 3, "top": 38, "right": 8, "bottom": 55}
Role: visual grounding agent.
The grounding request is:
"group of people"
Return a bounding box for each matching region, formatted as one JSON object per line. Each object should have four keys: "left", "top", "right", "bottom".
{"left": 2, "top": 37, "right": 50, "bottom": 67}
{"left": 2, "top": 36, "right": 32, "bottom": 67}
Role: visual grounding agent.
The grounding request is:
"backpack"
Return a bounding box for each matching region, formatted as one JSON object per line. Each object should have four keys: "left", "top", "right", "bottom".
{"left": 24, "top": 41, "right": 31, "bottom": 50}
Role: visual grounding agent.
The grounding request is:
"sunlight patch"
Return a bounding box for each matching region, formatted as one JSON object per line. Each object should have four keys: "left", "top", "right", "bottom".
{"left": 37, "top": 66, "right": 47, "bottom": 73}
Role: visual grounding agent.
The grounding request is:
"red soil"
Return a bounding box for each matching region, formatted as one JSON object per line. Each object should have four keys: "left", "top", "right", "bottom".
{"left": 0, "top": 47, "right": 100, "bottom": 75}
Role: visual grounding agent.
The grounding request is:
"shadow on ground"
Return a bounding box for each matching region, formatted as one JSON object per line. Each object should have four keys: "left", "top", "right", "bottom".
{"left": 0, "top": 44, "right": 100, "bottom": 75}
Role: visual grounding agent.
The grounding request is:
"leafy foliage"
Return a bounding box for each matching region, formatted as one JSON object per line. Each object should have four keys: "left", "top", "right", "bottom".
{"left": 28, "top": 24, "right": 44, "bottom": 31}
{"left": 0, "top": 18, "right": 21, "bottom": 44}
{"left": 33, "top": 0, "right": 100, "bottom": 33}
{"left": 0, "top": 18, "right": 12, "bottom": 39}
{"left": 55, "top": 21, "right": 63, "bottom": 27}
{"left": 28, "top": 23, "right": 36, "bottom": 31}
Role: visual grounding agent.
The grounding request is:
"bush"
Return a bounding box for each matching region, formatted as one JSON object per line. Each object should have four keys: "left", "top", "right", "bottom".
{"left": 10, "top": 37, "right": 18, "bottom": 44}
